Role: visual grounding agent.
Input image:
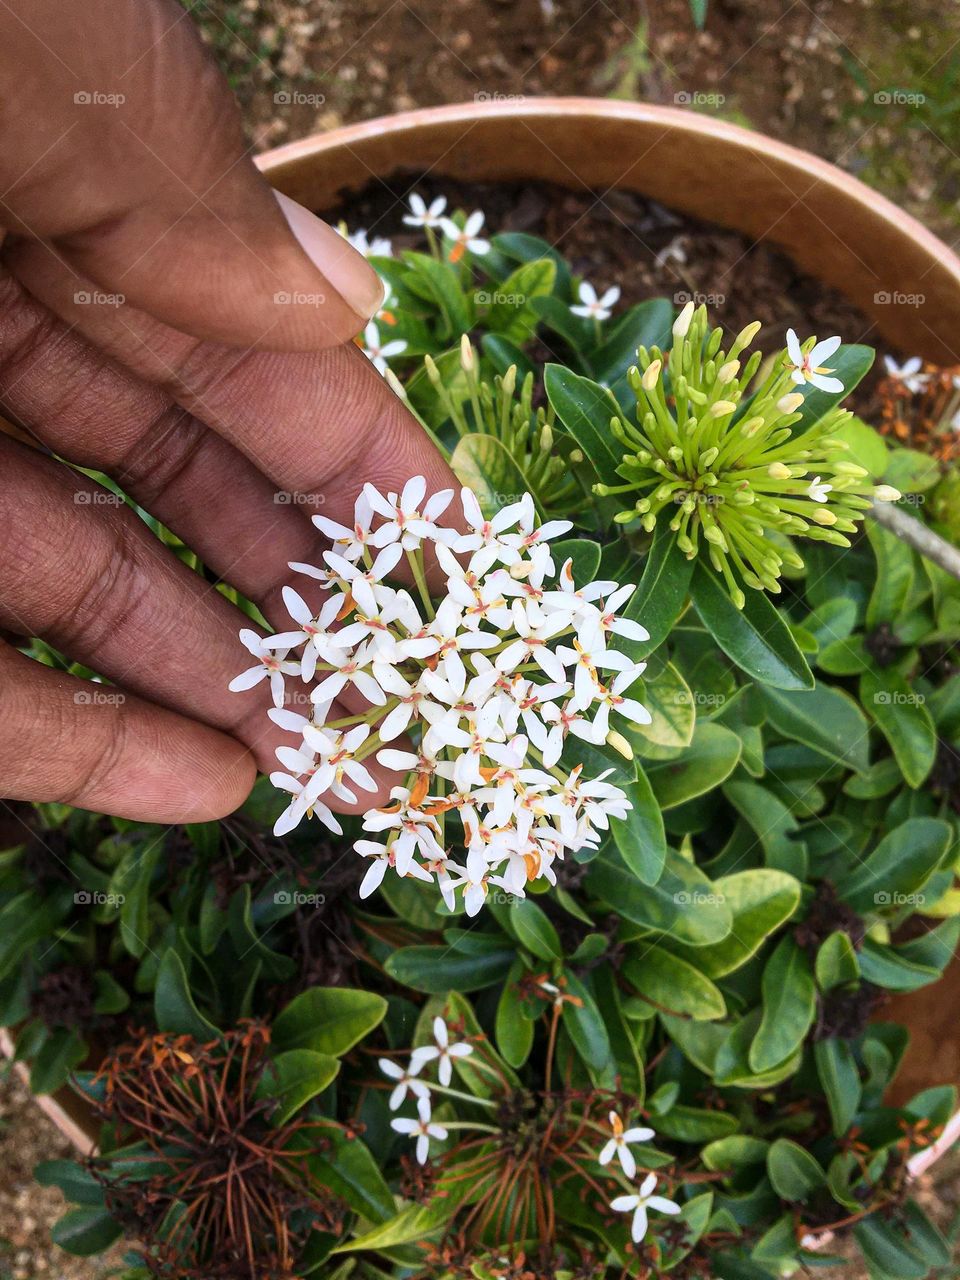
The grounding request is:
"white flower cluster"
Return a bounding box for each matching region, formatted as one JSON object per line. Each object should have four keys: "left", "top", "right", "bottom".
{"left": 230, "top": 477, "right": 651, "bottom": 915}
{"left": 381, "top": 1015, "right": 472, "bottom": 1163}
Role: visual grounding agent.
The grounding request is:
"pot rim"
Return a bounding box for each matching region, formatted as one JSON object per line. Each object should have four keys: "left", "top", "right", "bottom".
{"left": 257, "top": 95, "right": 959, "bottom": 285}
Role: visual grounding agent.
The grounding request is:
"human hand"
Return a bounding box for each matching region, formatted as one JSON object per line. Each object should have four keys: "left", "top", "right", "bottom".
{"left": 0, "top": 0, "right": 454, "bottom": 823}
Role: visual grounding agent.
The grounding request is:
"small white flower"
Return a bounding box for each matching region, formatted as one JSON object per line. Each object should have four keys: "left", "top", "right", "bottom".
{"left": 785, "top": 329, "right": 843, "bottom": 394}
{"left": 403, "top": 192, "right": 447, "bottom": 228}
{"left": 355, "top": 839, "right": 431, "bottom": 898}
{"left": 883, "top": 354, "right": 927, "bottom": 393}
{"left": 364, "top": 475, "right": 455, "bottom": 549}
{"left": 342, "top": 227, "right": 392, "bottom": 258}
{"left": 228, "top": 629, "right": 299, "bottom": 708}
{"left": 391, "top": 1095, "right": 448, "bottom": 1164}
{"left": 570, "top": 280, "right": 621, "bottom": 321}
{"left": 597, "top": 1111, "right": 656, "bottom": 1180}
{"left": 410, "top": 1015, "right": 473, "bottom": 1086}
{"left": 610, "top": 1172, "right": 681, "bottom": 1244}
{"left": 379, "top": 1057, "right": 431, "bottom": 1110}
{"left": 807, "top": 475, "right": 833, "bottom": 503}
{"left": 439, "top": 210, "right": 490, "bottom": 260}
{"left": 362, "top": 320, "right": 408, "bottom": 374}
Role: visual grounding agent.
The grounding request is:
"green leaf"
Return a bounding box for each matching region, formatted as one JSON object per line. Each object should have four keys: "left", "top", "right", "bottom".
{"left": 814, "top": 1038, "right": 861, "bottom": 1136}
{"left": 592, "top": 298, "right": 674, "bottom": 388}
{"left": 836, "top": 817, "right": 953, "bottom": 913}
{"left": 0, "top": 891, "right": 69, "bottom": 985}
{"left": 630, "top": 656, "right": 695, "bottom": 751}
{"left": 793, "top": 344, "right": 874, "bottom": 429}
{"left": 857, "top": 939, "right": 940, "bottom": 991}
{"left": 561, "top": 970, "right": 613, "bottom": 1083}
{"left": 656, "top": 1105, "right": 739, "bottom": 1142}
{"left": 499, "top": 897, "right": 562, "bottom": 961}
{"left": 35, "top": 1160, "right": 105, "bottom": 1207}
{"left": 401, "top": 251, "right": 472, "bottom": 335}
{"left": 623, "top": 946, "right": 726, "bottom": 1019}
{"left": 450, "top": 433, "right": 535, "bottom": 520}
{"left": 613, "top": 763, "right": 668, "bottom": 886}
{"left": 646, "top": 721, "right": 742, "bottom": 809}
{"left": 485, "top": 258, "right": 556, "bottom": 341}
{"left": 496, "top": 961, "right": 534, "bottom": 1068}
{"left": 854, "top": 1213, "right": 932, "bottom": 1279}
{"left": 701, "top": 1136, "right": 770, "bottom": 1172}
{"left": 865, "top": 521, "right": 915, "bottom": 627}
{"left": 154, "top": 949, "right": 219, "bottom": 1040}
{"left": 589, "top": 847, "right": 732, "bottom": 945}
{"left": 384, "top": 945, "right": 514, "bottom": 993}
{"left": 750, "top": 937, "right": 816, "bottom": 1072}
{"left": 766, "top": 1139, "right": 827, "bottom": 1201}
{"left": 714, "top": 1010, "right": 803, "bottom": 1089}
{"left": 257, "top": 1050, "right": 340, "bottom": 1126}
{"left": 759, "top": 683, "right": 870, "bottom": 772}
{"left": 815, "top": 931, "right": 860, "bottom": 991}
{"left": 29, "top": 1027, "right": 87, "bottom": 1095}
{"left": 550, "top": 537, "right": 602, "bottom": 584}
{"left": 51, "top": 1207, "right": 122, "bottom": 1256}
{"left": 618, "top": 522, "right": 695, "bottom": 659}
{"left": 835, "top": 416, "right": 889, "bottom": 477}
{"left": 307, "top": 1129, "right": 396, "bottom": 1225}
{"left": 668, "top": 869, "right": 802, "bottom": 977}
{"left": 544, "top": 364, "right": 623, "bottom": 482}
{"left": 860, "top": 669, "right": 936, "bottom": 789}
{"left": 272, "top": 987, "right": 387, "bottom": 1057}
{"left": 691, "top": 564, "right": 813, "bottom": 690}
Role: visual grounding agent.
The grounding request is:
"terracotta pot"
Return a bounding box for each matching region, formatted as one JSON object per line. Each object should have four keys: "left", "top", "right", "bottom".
{"left": 256, "top": 97, "right": 960, "bottom": 364}
{"left": 7, "top": 98, "right": 959, "bottom": 1193}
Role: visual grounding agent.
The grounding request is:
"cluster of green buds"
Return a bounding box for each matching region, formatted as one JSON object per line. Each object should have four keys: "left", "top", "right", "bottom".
{"left": 416, "top": 336, "right": 586, "bottom": 517}
{"left": 597, "top": 302, "right": 900, "bottom": 606}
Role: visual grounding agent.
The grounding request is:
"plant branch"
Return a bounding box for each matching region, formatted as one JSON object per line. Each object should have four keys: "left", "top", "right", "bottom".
{"left": 868, "top": 501, "right": 960, "bottom": 581}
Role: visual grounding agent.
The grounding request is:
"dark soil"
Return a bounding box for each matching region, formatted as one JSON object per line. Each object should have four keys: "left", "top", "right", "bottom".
{"left": 323, "top": 174, "right": 886, "bottom": 404}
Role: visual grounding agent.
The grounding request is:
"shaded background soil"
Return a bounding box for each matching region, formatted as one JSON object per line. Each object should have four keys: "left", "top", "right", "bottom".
{"left": 4, "top": 0, "right": 960, "bottom": 1275}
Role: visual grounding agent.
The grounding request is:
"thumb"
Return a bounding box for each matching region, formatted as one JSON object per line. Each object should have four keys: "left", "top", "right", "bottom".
{"left": 0, "top": 0, "right": 383, "bottom": 350}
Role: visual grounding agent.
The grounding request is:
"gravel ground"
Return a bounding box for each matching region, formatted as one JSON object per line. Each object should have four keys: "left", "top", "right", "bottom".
{"left": 3, "top": 0, "right": 959, "bottom": 1275}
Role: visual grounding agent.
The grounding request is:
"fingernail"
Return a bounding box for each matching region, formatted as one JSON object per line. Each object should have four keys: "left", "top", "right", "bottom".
{"left": 275, "top": 191, "right": 385, "bottom": 320}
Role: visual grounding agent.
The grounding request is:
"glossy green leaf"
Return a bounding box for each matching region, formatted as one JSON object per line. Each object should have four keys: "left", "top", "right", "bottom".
{"left": 51, "top": 1207, "right": 122, "bottom": 1257}
{"left": 154, "top": 949, "right": 219, "bottom": 1040}
{"left": 669, "top": 869, "right": 802, "bottom": 978}
{"left": 646, "top": 721, "right": 742, "bottom": 809}
{"left": 766, "top": 1139, "right": 827, "bottom": 1202}
{"left": 272, "top": 987, "right": 387, "bottom": 1057}
{"left": 814, "top": 1038, "right": 861, "bottom": 1136}
{"left": 257, "top": 1050, "right": 340, "bottom": 1126}
{"left": 815, "top": 931, "right": 860, "bottom": 991}
{"left": 496, "top": 961, "right": 535, "bottom": 1068}
{"left": 619, "top": 523, "right": 695, "bottom": 661}
{"left": 691, "top": 564, "right": 814, "bottom": 691}
{"left": 750, "top": 937, "right": 816, "bottom": 1073}
{"left": 450, "top": 433, "right": 536, "bottom": 520}
{"left": 589, "top": 847, "right": 732, "bottom": 945}
{"left": 29, "top": 1027, "right": 87, "bottom": 1095}
{"left": 544, "top": 364, "right": 623, "bottom": 482}
{"left": 865, "top": 520, "right": 915, "bottom": 627}
{"left": 860, "top": 669, "right": 936, "bottom": 789}
{"left": 759, "top": 683, "right": 870, "bottom": 772}
{"left": 836, "top": 817, "right": 953, "bottom": 913}
{"left": 623, "top": 946, "right": 726, "bottom": 1020}
{"left": 384, "top": 945, "right": 514, "bottom": 993}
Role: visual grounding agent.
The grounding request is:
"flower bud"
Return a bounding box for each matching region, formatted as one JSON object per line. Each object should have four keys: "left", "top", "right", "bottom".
{"left": 606, "top": 730, "right": 634, "bottom": 761}
{"left": 673, "top": 300, "right": 695, "bottom": 338}
{"left": 641, "top": 359, "right": 662, "bottom": 391}
{"left": 776, "top": 392, "right": 805, "bottom": 414}
{"left": 873, "top": 485, "right": 901, "bottom": 502}
{"left": 767, "top": 462, "right": 792, "bottom": 479}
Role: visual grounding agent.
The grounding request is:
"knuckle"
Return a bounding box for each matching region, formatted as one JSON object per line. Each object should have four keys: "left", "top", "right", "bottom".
{"left": 56, "top": 518, "right": 153, "bottom": 655}
{"left": 114, "top": 405, "right": 210, "bottom": 509}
